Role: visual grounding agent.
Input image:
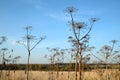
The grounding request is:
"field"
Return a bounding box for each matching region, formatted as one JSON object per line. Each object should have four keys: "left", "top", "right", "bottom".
{"left": 0, "top": 69, "right": 120, "bottom": 80}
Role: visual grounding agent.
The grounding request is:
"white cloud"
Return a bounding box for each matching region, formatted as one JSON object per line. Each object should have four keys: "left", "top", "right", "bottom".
{"left": 20, "top": 0, "right": 43, "bottom": 10}
{"left": 47, "top": 12, "right": 70, "bottom": 22}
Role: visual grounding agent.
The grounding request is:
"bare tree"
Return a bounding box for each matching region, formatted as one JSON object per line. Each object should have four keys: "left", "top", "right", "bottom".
{"left": 65, "top": 7, "right": 98, "bottom": 80}
{"left": 16, "top": 26, "right": 45, "bottom": 80}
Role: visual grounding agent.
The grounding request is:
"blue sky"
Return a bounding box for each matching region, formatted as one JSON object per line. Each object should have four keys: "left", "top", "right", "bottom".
{"left": 0, "top": 0, "right": 120, "bottom": 64}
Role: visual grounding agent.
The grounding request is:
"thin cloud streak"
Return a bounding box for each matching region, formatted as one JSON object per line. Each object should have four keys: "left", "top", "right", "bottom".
{"left": 46, "top": 9, "right": 100, "bottom": 22}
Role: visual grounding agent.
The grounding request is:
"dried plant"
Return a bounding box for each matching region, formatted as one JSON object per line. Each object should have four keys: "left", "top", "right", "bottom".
{"left": 0, "top": 48, "right": 13, "bottom": 80}
{"left": 46, "top": 48, "right": 67, "bottom": 80}
{"left": 65, "top": 6, "right": 98, "bottom": 80}
{"left": 91, "top": 40, "right": 120, "bottom": 80}
{"left": 16, "top": 26, "right": 45, "bottom": 80}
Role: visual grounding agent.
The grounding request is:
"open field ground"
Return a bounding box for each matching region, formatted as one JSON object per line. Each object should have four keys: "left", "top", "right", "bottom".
{"left": 0, "top": 69, "right": 120, "bottom": 80}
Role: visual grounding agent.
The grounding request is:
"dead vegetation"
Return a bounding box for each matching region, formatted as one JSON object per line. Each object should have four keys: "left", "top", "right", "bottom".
{"left": 0, "top": 69, "right": 119, "bottom": 80}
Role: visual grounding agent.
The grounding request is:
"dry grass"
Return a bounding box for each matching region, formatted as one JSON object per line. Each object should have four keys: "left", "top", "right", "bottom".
{"left": 0, "top": 69, "right": 120, "bottom": 80}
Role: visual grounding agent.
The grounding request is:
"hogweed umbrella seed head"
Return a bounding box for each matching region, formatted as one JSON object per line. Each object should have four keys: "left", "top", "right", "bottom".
{"left": 25, "top": 26, "right": 32, "bottom": 30}
{"left": 23, "top": 35, "right": 35, "bottom": 40}
{"left": 1, "top": 36, "right": 7, "bottom": 42}
{"left": 103, "top": 45, "right": 111, "bottom": 51}
{"left": 110, "top": 40, "right": 118, "bottom": 44}
{"left": 0, "top": 36, "right": 7, "bottom": 44}
{"left": 65, "top": 6, "right": 78, "bottom": 14}
{"left": 68, "top": 36, "right": 73, "bottom": 39}
{"left": 75, "top": 22, "right": 87, "bottom": 29}
{"left": 89, "top": 18, "right": 99, "bottom": 23}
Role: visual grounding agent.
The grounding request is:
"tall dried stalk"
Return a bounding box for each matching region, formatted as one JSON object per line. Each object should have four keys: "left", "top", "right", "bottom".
{"left": 46, "top": 48, "right": 66, "bottom": 80}
{"left": 12, "top": 56, "right": 21, "bottom": 80}
{"left": 0, "top": 48, "right": 8, "bottom": 80}
{"left": 65, "top": 6, "right": 97, "bottom": 80}
{"left": 17, "top": 26, "right": 45, "bottom": 80}
{"left": 90, "top": 40, "right": 119, "bottom": 80}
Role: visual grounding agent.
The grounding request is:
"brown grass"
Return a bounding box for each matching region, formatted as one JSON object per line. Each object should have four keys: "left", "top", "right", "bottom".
{"left": 0, "top": 69, "right": 120, "bottom": 80}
